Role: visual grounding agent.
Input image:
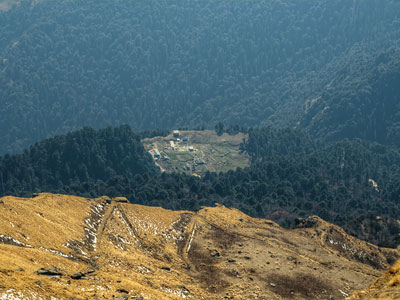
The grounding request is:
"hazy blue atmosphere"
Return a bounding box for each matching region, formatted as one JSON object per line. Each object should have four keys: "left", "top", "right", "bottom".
{"left": 0, "top": 0, "right": 399, "bottom": 153}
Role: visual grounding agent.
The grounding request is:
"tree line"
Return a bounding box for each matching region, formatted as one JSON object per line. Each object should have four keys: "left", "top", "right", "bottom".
{"left": 1, "top": 125, "right": 399, "bottom": 248}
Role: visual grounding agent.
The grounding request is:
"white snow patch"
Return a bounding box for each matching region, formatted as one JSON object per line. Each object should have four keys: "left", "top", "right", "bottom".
{"left": 160, "top": 287, "right": 191, "bottom": 298}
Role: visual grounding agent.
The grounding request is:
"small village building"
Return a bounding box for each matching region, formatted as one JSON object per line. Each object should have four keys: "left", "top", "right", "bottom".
{"left": 154, "top": 150, "right": 161, "bottom": 158}
{"left": 173, "top": 130, "right": 180, "bottom": 138}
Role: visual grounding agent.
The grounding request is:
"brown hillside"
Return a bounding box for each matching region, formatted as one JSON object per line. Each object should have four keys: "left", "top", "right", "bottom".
{"left": 348, "top": 259, "right": 400, "bottom": 300}
{"left": 0, "top": 193, "right": 398, "bottom": 300}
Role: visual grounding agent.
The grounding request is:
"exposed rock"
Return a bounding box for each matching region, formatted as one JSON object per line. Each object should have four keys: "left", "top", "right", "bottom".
{"left": 71, "top": 272, "right": 84, "bottom": 280}
{"left": 295, "top": 216, "right": 318, "bottom": 228}
{"left": 160, "top": 266, "right": 171, "bottom": 271}
{"left": 35, "top": 267, "right": 63, "bottom": 277}
{"left": 112, "top": 197, "right": 129, "bottom": 203}
{"left": 34, "top": 280, "right": 43, "bottom": 287}
{"left": 115, "top": 295, "right": 129, "bottom": 300}
{"left": 117, "top": 288, "right": 129, "bottom": 294}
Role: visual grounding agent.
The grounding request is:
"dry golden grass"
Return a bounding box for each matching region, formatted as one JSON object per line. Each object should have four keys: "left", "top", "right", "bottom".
{"left": 348, "top": 260, "right": 400, "bottom": 300}
{"left": 0, "top": 193, "right": 399, "bottom": 299}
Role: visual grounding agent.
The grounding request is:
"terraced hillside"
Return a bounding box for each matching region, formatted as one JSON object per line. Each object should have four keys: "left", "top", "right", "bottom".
{"left": 0, "top": 193, "right": 398, "bottom": 299}
{"left": 142, "top": 130, "right": 250, "bottom": 176}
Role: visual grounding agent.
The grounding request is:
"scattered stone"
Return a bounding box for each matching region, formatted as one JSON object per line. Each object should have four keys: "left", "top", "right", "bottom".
{"left": 294, "top": 217, "right": 318, "bottom": 228}
{"left": 36, "top": 267, "right": 63, "bottom": 277}
{"left": 161, "top": 266, "right": 171, "bottom": 271}
{"left": 86, "top": 269, "right": 95, "bottom": 274}
{"left": 270, "top": 283, "right": 276, "bottom": 288}
{"left": 228, "top": 259, "right": 236, "bottom": 263}
{"left": 244, "top": 256, "right": 251, "bottom": 260}
{"left": 117, "top": 288, "right": 129, "bottom": 294}
{"left": 15, "top": 268, "right": 24, "bottom": 272}
{"left": 211, "top": 250, "right": 221, "bottom": 257}
{"left": 34, "top": 280, "right": 43, "bottom": 287}
{"left": 71, "top": 272, "right": 84, "bottom": 280}
{"left": 116, "top": 280, "right": 122, "bottom": 283}
{"left": 32, "top": 193, "right": 39, "bottom": 198}
{"left": 238, "top": 243, "right": 243, "bottom": 247}
{"left": 112, "top": 197, "right": 129, "bottom": 203}
{"left": 249, "top": 277, "right": 254, "bottom": 281}
{"left": 116, "top": 295, "right": 129, "bottom": 300}
{"left": 238, "top": 218, "right": 243, "bottom": 222}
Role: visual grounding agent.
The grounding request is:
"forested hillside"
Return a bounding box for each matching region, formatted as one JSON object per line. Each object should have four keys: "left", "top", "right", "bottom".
{"left": 298, "top": 46, "right": 400, "bottom": 146}
{"left": 0, "top": 126, "right": 158, "bottom": 195}
{"left": 1, "top": 126, "right": 400, "bottom": 248}
{"left": 0, "top": 0, "right": 399, "bottom": 153}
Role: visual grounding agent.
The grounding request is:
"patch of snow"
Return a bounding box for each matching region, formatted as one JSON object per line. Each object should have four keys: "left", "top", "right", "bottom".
{"left": 0, "top": 235, "right": 33, "bottom": 248}
{"left": 137, "top": 266, "right": 152, "bottom": 274}
{"left": 0, "top": 289, "right": 61, "bottom": 300}
{"left": 186, "top": 225, "right": 196, "bottom": 253}
{"left": 160, "top": 287, "right": 191, "bottom": 298}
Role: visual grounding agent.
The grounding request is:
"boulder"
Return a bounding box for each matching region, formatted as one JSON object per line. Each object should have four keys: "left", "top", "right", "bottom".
{"left": 71, "top": 272, "right": 84, "bottom": 280}
{"left": 35, "top": 267, "right": 63, "bottom": 277}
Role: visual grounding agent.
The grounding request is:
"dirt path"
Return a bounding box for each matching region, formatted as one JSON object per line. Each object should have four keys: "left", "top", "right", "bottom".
{"left": 94, "top": 201, "right": 116, "bottom": 251}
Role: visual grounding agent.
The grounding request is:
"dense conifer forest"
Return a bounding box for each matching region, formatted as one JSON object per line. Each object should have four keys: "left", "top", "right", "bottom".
{"left": 0, "top": 0, "right": 400, "bottom": 152}
{"left": 1, "top": 125, "right": 400, "bottom": 248}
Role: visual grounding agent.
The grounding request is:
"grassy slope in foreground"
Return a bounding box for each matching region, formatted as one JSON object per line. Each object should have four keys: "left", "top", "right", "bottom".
{"left": 349, "top": 259, "right": 400, "bottom": 300}
{"left": 142, "top": 130, "right": 250, "bottom": 176}
{"left": 0, "top": 193, "right": 399, "bottom": 299}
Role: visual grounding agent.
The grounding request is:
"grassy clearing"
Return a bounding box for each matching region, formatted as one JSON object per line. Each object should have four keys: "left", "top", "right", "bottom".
{"left": 142, "top": 130, "right": 250, "bottom": 176}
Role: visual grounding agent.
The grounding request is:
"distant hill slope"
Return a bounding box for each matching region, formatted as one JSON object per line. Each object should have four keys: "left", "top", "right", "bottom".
{"left": 298, "top": 46, "right": 400, "bottom": 147}
{"left": 0, "top": 193, "right": 398, "bottom": 299}
{"left": 0, "top": 0, "right": 399, "bottom": 153}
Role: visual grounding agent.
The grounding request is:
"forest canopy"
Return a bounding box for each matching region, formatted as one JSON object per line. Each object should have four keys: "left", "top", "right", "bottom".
{"left": 0, "top": 0, "right": 399, "bottom": 152}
